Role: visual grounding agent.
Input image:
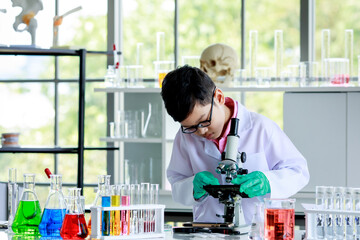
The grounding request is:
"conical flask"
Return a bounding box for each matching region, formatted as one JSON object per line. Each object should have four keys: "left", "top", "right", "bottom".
{"left": 88, "top": 175, "right": 111, "bottom": 234}
{"left": 39, "top": 175, "right": 66, "bottom": 237}
{"left": 60, "top": 188, "right": 88, "bottom": 239}
{"left": 12, "top": 174, "right": 42, "bottom": 236}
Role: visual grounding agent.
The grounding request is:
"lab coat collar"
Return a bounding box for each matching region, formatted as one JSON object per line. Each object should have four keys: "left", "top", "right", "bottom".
{"left": 201, "top": 101, "right": 253, "bottom": 159}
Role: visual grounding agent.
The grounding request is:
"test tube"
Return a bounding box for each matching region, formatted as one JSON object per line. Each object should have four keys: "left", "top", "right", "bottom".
{"left": 150, "top": 184, "right": 159, "bottom": 232}
{"left": 344, "top": 188, "right": 354, "bottom": 239}
{"left": 334, "top": 187, "right": 345, "bottom": 239}
{"left": 7, "top": 168, "right": 18, "bottom": 231}
{"left": 130, "top": 184, "right": 140, "bottom": 234}
{"left": 141, "top": 183, "right": 150, "bottom": 233}
{"left": 111, "top": 185, "right": 121, "bottom": 236}
{"left": 274, "top": 30, "right": 283, "bottom": 78}
{"left": 101, "top": 183, "right": 111, "bottom": 236}
{"left": 324, "top": 186, "right": 334, "bottom": 239}
{"left": 316, "top": 186, "right": 326, "bottom": 239}
{"left": 156, "top": 32, "right": 165, "bottom": 61}
{"left": 345, "top": 29, "right": 353, "bottom": 80}
{"left": 353, "top": 188, "right": 360, "bottom": 239}
{"left": 249, "top": 30, "right": 258, "bottom": 78}
{"left": 121, "top": 184, "right": 130, "bottom": 235}
{"left": 321, "top": 29, "right": 331, "bottom": 78}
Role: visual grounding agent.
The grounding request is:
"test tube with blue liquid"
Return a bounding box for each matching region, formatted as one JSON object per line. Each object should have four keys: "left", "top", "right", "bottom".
{"left": 353, "top": 188, "right": 360, "bottom": 238}
{"left": 344, "top": 188, "right": 354, "bottom": 239}
{"left": 101, "top": 177, "right": 111, "bottom": 236}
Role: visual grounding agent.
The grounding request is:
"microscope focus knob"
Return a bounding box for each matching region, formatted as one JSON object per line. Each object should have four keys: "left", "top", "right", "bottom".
{"left": 216, "top": 163, "right": 225, "bottom": 174}
{"left": 240, "top": 152, "right": 246, "bottom": 163}
{"left": 238, "top": 169, "right": 248, "bottom": 175}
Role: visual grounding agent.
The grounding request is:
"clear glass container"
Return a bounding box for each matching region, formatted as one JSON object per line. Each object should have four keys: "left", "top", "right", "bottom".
{"left": 264, "top": 198, "right": 295, "bottom": 240}
{"left": 39, "top": 174, "right": 66, "bottom": 237}
{"left": 60, "top": 188, "right": 88, "bottom": 239}
{"left": 7, "top": 168, "right": 18, "bottom": 232}
{"left": 12, "top": 174, "right": 42, "bottom": 236}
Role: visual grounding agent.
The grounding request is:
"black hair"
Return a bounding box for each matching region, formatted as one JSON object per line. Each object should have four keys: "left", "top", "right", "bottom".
{"left": 161, "top": 65, "right": 216, "bottom": 122}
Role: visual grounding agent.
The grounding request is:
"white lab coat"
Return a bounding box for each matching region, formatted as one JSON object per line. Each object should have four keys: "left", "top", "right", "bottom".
{"left": 166, "top": 100, "right": 310, "bottom": 224}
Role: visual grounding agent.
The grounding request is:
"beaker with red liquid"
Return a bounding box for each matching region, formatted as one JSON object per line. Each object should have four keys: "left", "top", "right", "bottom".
{"left": 60, "top": 188, "right": 88, "bottom": 239}
{"left": 264, "top": 198, "right": 295, "bottom": 240}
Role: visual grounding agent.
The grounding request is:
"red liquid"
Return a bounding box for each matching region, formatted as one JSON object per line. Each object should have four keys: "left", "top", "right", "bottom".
{"left": 60, "top": 214, "right": 88, "bottom": 239}
{"left": 265, "top": 208, "right": 294, "bottom": 240}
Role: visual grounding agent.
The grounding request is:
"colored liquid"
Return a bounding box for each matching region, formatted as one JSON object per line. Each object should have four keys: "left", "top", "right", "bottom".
{"left": 158, "top": 72, "right": 167, "bottom": 88}
{"left": 111, "top": 195, "right": 121, "bottom": 236}
{"left": 60, "top": 214, "right": 88, "bottom": 239}
{"left": 102, "top": 196, "right": 111, "bottom": 236}
{"left": 87, "top": 217, "right": 91, "bottom": 235}
{"left": 39, "top": 208, "right": 66, "bottom": 237}
{"left": 12, "top": 200, "right": 42, "bottom": 236}
{"left": 121, "top": 195, "right": 130, "bottom": 235}
{"left": 265, "top": 208, "right": 294, "bottom": 240}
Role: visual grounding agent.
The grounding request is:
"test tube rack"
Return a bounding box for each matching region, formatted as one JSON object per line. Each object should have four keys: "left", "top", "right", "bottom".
{"left": 90, "top": 204, "right": 165, "bottom": 239}
{"left": 302, "top": 203, "right": 360, "bottom": 240}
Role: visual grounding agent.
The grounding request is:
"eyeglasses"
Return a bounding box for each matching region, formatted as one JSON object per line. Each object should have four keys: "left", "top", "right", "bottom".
{"left": 181, "top": 87, "right": 216, "bottom": 134}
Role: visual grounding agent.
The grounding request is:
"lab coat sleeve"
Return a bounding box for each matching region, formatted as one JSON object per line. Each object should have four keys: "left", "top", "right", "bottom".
{"left": 261, "top": 121, "right": 310, "bottom": 198}
{"left": 166, "top": 132, "right": 198, "bottom": 206}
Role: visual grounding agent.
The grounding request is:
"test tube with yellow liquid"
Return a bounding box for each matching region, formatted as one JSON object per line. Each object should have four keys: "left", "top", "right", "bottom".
{"left": 110, "top": 185, "right": 121, "bottom": 236}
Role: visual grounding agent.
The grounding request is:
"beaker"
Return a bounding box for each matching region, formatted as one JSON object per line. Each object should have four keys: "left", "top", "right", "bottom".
{"left": 255, "top": 67, "right": 272, "bottom": 87}
{"left": 299, "top": 61, "right": 319, "bottom": 87}
{"left": 153, "top": 60, "right": 174, "bottom": 88}
{"left": 39, "top": 175, "right": 66, "bottom": 237}
{"left": 12, "top": 174, "right": 42, "bottom": 236}
{"left": 234, "top": 69, "right": 247, "bottom": 87}
{"left": 60, "top": 188, "right": 88, "bottom": 239}
{"left": 264, "top": 198, "right": 295, "bottom": 240}
{"left": 7, "top": 168, "right": 19, "bottom": 232}
{"left": 104, "top": 65, "right": 116, "bottom": 88}
{"left": 324, "top": 58, "right": 350, "bottom": 85}
{"left": 126, "top": 65, "right": 143, "bottom": 88}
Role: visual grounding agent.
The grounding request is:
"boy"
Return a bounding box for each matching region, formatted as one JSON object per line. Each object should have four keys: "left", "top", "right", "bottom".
{"left": 161, "top": 65, "right": 309, "bottom": 224}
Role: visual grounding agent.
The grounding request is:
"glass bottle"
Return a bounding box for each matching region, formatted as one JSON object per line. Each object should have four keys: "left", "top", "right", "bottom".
{"left": 60, "top": 188, "right": 88, "bottom": 239}
{"left": 248, "top": 202, "right": 264, "bottom": 240}
{"left": 39, "top": 175, "right": 66, "bottom": 237}
{"left": 12, "top": 174, "right": 42, "bottom": 236}
{"left": 7, "top": 168, "right": 19, "bottom": 232}
{"left": 88, "top": 175, "right": 111, "bottom": 235}
{"left": 104, "top": 65, "right": 116, "bottom": 87}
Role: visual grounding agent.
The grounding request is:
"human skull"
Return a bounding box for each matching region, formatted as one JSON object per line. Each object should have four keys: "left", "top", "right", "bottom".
{"left": 200, "top": 43, "right": 238, "bottom": 87}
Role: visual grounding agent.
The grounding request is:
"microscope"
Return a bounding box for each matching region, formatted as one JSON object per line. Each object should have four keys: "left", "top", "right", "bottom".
{"left": 204, "top": 118, "right": 248, "bottom": 224}
{"left": 174, "top": 118, "right": 248, "bottom": 235}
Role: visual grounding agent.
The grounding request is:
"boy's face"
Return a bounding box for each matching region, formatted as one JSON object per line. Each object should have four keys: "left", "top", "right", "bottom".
{"left": 180, "top": 89, "right": 229, "bottom": 140}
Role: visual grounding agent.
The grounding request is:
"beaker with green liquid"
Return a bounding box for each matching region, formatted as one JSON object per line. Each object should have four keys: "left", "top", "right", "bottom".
{"left": 12, "top": 173, "right": 42, "bottom": 236}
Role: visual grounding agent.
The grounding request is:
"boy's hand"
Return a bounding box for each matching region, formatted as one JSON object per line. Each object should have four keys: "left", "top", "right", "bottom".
{"left": 193, "top": 171, "right": 220, "bottom": 200}
{"left": 231, "top": 171, "right": 270, "bottom": 198}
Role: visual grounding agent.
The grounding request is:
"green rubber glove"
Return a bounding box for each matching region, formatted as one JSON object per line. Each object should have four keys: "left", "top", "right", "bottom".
{"left": 231, "top": 171, "right": 271, "bottom": 198}
{"left": 193, "top": 171, "right": 220, "bottom": 200}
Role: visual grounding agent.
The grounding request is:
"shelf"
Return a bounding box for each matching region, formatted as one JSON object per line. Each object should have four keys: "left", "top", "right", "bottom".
{"left": 0, "top": 147, "right": 78, "bottom": 153}
{"left": 95, "top": 86, "right": 360, "bottom": 93}
{"left": 100, "top": 137, "right": 162, "bottom": 143}
{"left": 0, "top": 46, "right": 120, "bottom": 57}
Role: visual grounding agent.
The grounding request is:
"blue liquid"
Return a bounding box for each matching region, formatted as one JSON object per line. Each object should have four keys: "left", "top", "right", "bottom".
{"left": 39, "top": 208, "right": 66, "bottom": 237}
{"left": 102, "top": 196, "right": 111, "bottom": 236}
